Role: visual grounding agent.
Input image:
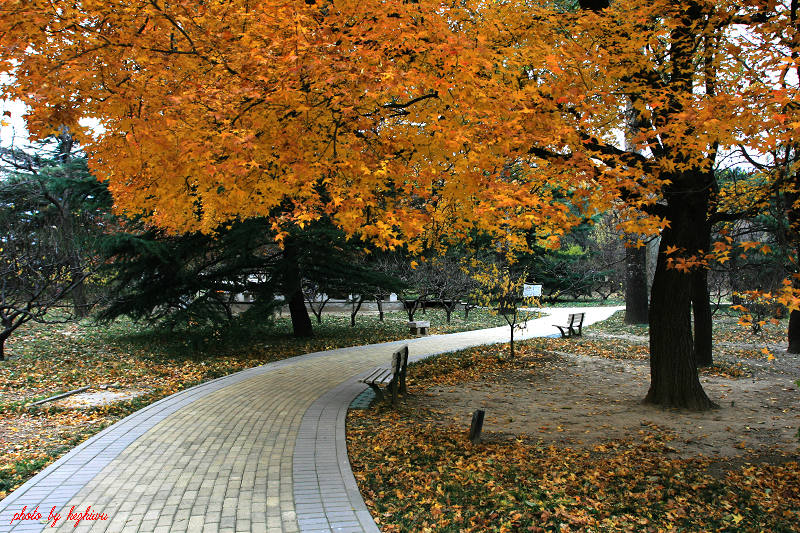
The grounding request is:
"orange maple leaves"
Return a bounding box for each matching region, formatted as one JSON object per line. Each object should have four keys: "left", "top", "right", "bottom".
{"left": 0, "top": 0, "right": 797, "bottom": 259}
{"left": 0, "top": 0, "right": 592, "bottom": 251}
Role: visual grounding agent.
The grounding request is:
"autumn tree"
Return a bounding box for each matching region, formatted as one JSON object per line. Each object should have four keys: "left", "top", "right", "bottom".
{"left": 0, "top": 0, "right": 573, "bottom": 247}
{"left": 472, "top": 261, "right": 536, "bottom": 359}
{"left": 468, "top": 0, "right": 800, "bottom": 408}
{"left": 4, "top": 0, "right": 797, "bottom": 409}
{"left": 730, "top": 0, "right": 800, "bottom": 353}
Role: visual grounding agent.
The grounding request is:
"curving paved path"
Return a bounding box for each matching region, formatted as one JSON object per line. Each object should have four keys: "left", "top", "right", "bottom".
{"left": 0, "top": 307, "right": 622, "bottom": 533}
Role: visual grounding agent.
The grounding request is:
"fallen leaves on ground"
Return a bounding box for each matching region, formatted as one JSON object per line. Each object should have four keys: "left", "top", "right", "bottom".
{"left": 348, "top": 341, "right": 800, "bottom": 532}
{"left": 348, "top": 410, "right": 799, "bottom": 533}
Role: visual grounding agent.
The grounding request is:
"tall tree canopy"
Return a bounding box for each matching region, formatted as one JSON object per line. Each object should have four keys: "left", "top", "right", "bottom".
{"left": 2, "top": 0, "right": 797, "bottom": 408}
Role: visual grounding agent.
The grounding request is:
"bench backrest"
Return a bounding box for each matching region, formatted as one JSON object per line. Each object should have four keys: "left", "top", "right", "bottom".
{"left": 568, "top": 312, "right": 585, "bottom": 324}
{"left": 392, "top": 345, "right": 409, "bottom": 394}
{"left": 392, "top": 346, "right": 409, "bottom": 375}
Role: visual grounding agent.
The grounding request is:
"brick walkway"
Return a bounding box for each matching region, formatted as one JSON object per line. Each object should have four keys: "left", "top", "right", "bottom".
{"left": 0, "top": 307, "right": 622, "bottom": 533}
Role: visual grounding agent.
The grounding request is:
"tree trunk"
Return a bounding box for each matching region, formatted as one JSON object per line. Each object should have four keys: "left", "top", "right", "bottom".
{"left": 70, "top": 277, "right": 90, "bottom": 318}
{"left": 786, "top": 4, "right": 800, "bottom": 355}
{"left": 401, "top": 298, "right": 417, "bottom": 321}
{"left": 441, "top": 299, "right": 455, "bottom": 324}
{"left": 645, "top": 199, "right": 715, "bottom": 410}
{"left": 789, "top": 248, "right": 800, "bottom": 354}
{"left": 508, "top": 321, "right": 515, "bottom": 359}
{"left": 288, "top": 291, "right": 313, "bottom": 337}
{"left": 350, "top": 296, "right": 365, "bottom": 327}
{"left": 283, "top": 239, "right": 313, "bottom": 338}
{"left": 692, "top": 200, "right": 714, "bottom": 367}
{"left": 789, "top": 310, "right": 800, "bottom": 353}
{"left": 0, "top": 322, "right": 18, "bottom": 361}
{"left": 52, "top": 191, "right": 91, "bottom": 319}
{"left": 692, "top": 268, "right": 713, "bottom": 367}
{"left": 375, "top": 295, "right": 384, "bottom": 321}
{"left": 306, "top": 294, "right": 328, "bottom": 324}
{"left": 624, "top": 243, "right": 649, "bottom": 324}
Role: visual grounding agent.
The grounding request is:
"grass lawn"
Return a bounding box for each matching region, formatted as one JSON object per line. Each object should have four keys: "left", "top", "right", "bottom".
{"left": 347, "top": 311, "right": 800, "bottom": 532}
{"left": 0, "top": 307, "right": 505, "bottom": 500}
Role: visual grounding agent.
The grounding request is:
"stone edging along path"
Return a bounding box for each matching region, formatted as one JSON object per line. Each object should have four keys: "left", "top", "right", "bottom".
{"left": 0, "top": 307, "right": 622, "bottom": 533}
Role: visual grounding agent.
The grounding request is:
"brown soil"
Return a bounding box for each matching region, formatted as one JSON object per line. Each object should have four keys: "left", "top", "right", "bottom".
{"left": 408, "top": 349, "right": 800, "bottom": 460}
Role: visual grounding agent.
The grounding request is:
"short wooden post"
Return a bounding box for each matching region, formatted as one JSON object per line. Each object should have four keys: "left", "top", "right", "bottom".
{"left": 469, "top": 409, "right": 485, "bottom": 444}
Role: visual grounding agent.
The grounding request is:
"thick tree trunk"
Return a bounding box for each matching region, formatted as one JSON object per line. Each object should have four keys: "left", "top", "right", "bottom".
{"left": 288, "top": 291, "right": 313, "bottom": 337}
{"left": 789, "top": 246, "right": 800, "bottom": 353}
{"left": 789, "top": 310, "right": 800, "bottom": 353}
{"left": 1, "top": 321, "right": 18, "bottom": 361}
{"left": 624, "top": 244, "right": 649, "bottom": 324}
{"left": 283, "top": 239, "right": 313, "bottom": 338}
{"left": 54, "top": 193, "right": 91, "bottom": 318}
{"left": 0, "top": 323, "right": 17, "bottom": 361}
{"left": 645, "top": 200, "right": 715, "bottom": 410}
{"left": 692, "top": 268, "right": 713, "bottom": 367}
{"left": 787, "top": 5, "right": 800, "bottom": 355}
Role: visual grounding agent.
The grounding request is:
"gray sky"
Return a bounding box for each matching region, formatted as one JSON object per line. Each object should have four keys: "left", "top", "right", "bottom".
{"left": 0, "top": 98, "right": 29, "bottom": 148}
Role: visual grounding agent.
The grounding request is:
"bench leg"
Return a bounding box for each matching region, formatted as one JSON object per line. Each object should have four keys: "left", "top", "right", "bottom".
{"left": 555, "top": 326, "right": 568, "bottom": 338}
{"left": 389, "top": 379, "right": 398, "bottom": 406}
{"left": 367, "top": 383, "right": 385, "bottom": 403}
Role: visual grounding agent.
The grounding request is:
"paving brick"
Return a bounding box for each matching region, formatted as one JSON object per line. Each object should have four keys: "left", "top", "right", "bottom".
{"left": 0, "top": 308, "right": 621, "bottom": 533}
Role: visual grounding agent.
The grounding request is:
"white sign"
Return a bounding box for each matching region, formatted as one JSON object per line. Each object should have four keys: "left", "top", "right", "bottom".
{"left": 523, "top": 284, "right": 542, "bottom": 298}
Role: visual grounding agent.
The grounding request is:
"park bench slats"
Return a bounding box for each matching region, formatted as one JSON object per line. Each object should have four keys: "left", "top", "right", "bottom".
{"left": 361, "top": 367, "right": 389, "bottom": 384}
{"left": 359, "top": 345, "right": 409, "bottom": 406}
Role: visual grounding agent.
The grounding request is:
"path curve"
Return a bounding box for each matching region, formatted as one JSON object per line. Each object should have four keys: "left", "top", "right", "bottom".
{"left": 0, "top": 307, "right": 622, "bottom": 533}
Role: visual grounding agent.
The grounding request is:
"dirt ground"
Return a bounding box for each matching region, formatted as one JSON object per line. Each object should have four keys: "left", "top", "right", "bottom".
{"left": 409, "top": 341, "right": 800, "bottom": 460}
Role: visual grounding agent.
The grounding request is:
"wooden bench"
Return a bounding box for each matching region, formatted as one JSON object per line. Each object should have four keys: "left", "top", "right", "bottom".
{"left": 359, "top": 345, "right": 409, "bottom": 406}
{"left": 408, "top": 320, "right": 430, "bottom": 335}
{"left": 553, "top": 312, "right": 585, "bottom": 338}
